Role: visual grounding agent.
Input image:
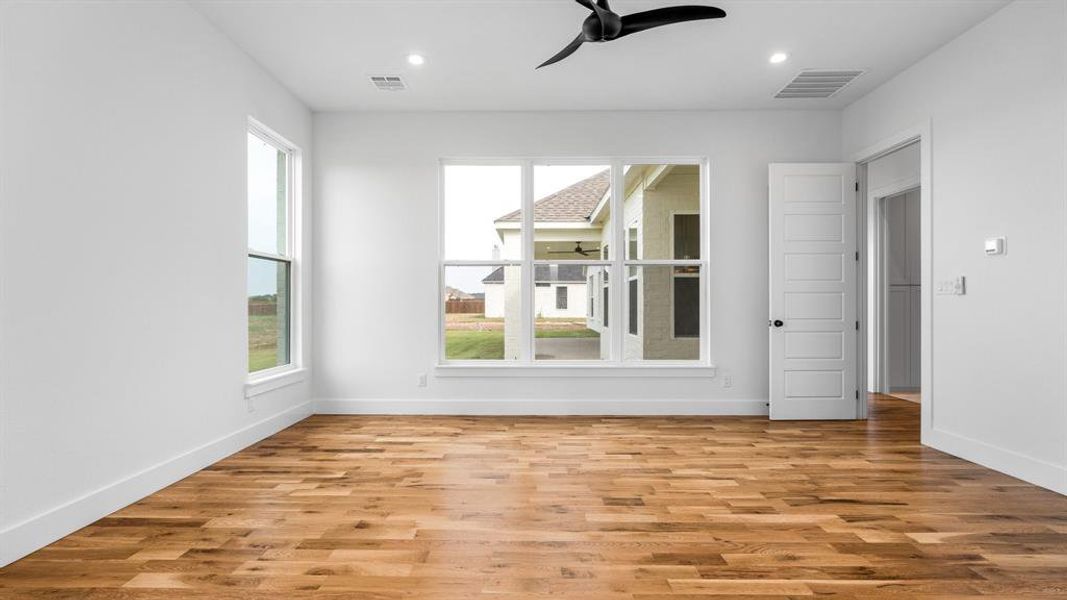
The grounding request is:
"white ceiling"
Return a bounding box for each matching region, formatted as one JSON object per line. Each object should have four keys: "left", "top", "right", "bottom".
{"left": 191, "top": 0, "right": 1008, "bottom": 112}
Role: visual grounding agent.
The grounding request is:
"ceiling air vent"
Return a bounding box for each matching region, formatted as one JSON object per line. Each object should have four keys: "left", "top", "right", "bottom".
{"left": 775, "top": 69, "right": 865, "bottom": 99}
{"left": 369, "top": 75, "right": 407, "bottom": 92}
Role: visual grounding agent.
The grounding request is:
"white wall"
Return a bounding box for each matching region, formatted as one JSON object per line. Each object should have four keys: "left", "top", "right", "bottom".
{"left": 0, "top": 1, "right": 313, "bottom": 565}
{"left": 843, "top": 0, "right": 1067, "bottom": 494}
{"left": 314, "top": 110, "right": 840, "bottom": 411}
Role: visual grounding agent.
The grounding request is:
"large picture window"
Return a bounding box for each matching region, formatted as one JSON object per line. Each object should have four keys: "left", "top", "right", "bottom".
{"left": 440, "top": 160, "right": 707, "bottom": 366}
{"left": 247, "top": 124, "right": 297, "bottom": 374}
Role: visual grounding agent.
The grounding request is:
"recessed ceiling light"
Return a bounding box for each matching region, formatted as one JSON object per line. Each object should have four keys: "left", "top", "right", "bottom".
{"left": 769, "top": 52, "right": 789, "bottom": 64}
{"left": 407, "top": 53, "right": 425, "bottom": 66}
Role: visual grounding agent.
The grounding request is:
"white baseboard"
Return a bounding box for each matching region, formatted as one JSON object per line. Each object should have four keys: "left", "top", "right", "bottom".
{"left": 315, "top": 397, "right": 769, "bottom": 416}
{"left": 925, "top": 427, "right": 1067, "bottom": 496}
{"left": 0, "top": 401, "right": 313, "bottom": 568}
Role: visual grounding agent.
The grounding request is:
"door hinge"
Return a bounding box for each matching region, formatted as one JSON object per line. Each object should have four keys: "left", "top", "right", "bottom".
{"left": 855, "top": 182, "right": 860, "bottom": 192}
{"left": 855, "top": 390, "right": 859, "bottom": 400}
{"left": 855, "top": 321, "right": 860, "bottom": 330}
{"left": 855, "top": 251, "right": 860, "bottom": 261}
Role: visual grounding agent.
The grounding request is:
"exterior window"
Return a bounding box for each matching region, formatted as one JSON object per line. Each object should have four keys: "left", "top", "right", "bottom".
{"left": 602, "top": 285, "right": 610, "bottom": 328}
{"left": 587, "top": 275, "right": 595, "bottom": 317}
{"left": 673, "top": 268, "right": 700, "bottom": 338}
{"left": 440, "top": 160, "right": 705, "bottom": 365}
{"left": 674, "top": 214, "right": 700, "bottom": 259}
{"left": 671, "top": 213, "right": 700, "bottom": 339}
{"left": 247, "top": 125, "right": 297, "bottom": 374}
{"left": 628, "top": 277, "right": 639, "bottom": 335}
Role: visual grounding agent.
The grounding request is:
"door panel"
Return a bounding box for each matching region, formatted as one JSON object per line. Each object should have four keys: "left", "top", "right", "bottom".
{"left": 785, "top": 254, "right": 843, "bottom": 282}
{"left": 785, "top": 332, "right": 844, "bottom": 360}
{"left": 769, "top": 163, "right": 858, "bottom": 420}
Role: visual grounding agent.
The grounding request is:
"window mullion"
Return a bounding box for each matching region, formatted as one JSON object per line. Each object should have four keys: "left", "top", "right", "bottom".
{"left": 520, "top": 161, "right": 534, "bottom": 364}
{"left": 610, "top": 160, "right": 625, "bottom": 363}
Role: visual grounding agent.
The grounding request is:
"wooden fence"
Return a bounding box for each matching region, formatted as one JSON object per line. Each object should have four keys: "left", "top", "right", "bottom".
{"left": 445, "top": 299, "right": 485, "bottom": 314}
{"left": 248, "top": 302, "right": 277, "bottom": 316}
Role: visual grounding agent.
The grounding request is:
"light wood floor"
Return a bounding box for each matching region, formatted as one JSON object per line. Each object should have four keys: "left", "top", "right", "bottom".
{"left": 888, "top": 391, "right": 921, "bottom": 404}
{"left": 2, "top": 396, "right": 1067, "bottom": 599}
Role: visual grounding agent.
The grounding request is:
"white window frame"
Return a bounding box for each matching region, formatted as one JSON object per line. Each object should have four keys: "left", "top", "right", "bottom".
{"left": 246, "top": 118, "right": 305, "bottom": 395}
{"left": 587, "top": 274, "right": 595, "bottom": 318}
{"left": 626, "top": 217, "right": 641, "bottom": 338}
{"left": 437, "top": 158, "right": 714, "bottom": 377}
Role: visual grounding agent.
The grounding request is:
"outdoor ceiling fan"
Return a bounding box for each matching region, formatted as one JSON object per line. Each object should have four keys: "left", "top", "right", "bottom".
{"left": 548, "top": 242, "right": 600, "bottom": 256}
{"left": 538, "top": 0, "right": 727, "bottom": 69}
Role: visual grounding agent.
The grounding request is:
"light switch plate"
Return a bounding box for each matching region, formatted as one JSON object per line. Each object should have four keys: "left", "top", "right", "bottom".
{"left": 936, "top": 276, "right": 966, "bottom": 295}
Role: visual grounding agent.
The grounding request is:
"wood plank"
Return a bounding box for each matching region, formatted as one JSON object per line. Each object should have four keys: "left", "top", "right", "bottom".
{"left": 1, "top": 396, "right": 1066, "bottom": 598}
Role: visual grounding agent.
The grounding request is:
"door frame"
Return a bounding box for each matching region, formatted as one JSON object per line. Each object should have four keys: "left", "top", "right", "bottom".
{"left": 852, "top": 121, "right": 932, "bottom": 442}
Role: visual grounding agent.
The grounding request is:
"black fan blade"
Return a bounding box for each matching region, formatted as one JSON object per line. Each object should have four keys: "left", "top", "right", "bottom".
{"left": 537, "top": 34, "right": 585, "bottom": 69}
{"left": 618, "top": 6, "right": 726, "bottom": 38}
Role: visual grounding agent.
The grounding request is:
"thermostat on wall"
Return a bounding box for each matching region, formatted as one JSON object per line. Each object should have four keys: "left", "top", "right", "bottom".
{"left": 985, "top": 237, "right": 1006, "bottom": 256}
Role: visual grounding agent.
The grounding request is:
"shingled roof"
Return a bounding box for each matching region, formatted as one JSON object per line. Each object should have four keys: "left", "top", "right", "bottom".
{"left": 495, "top": 169, "right": 608, "bottom": 223}
{"left": 483, "top": 264, "right": 589, "bottom": 284}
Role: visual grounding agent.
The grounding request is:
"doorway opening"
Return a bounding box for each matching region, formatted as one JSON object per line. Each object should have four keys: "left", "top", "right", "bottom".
{"left": 879, "top": 187, "right": 921, "bottom": 404}
{"left": 859, "top": 139, "right": 923, "bottom": 417}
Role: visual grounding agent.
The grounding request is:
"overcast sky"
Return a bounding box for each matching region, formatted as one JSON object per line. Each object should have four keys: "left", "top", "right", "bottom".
{"left": 444, "top": 164, "right": 606, "bottom": 295}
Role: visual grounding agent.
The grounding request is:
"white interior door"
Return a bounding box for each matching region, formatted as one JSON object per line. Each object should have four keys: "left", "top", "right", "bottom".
{"left": 769, "top": 163, "right": 858, "bottom": 420}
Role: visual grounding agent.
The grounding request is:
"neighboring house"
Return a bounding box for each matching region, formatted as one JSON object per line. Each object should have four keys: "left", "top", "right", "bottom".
{"left": 482, "top": 264, "right": 588, "bottom": 319}
{"left": 483, "top": 165, "right": 700, "bottom": 360}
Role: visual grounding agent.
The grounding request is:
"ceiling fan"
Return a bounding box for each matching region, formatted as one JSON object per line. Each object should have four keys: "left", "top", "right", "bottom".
{"left": 538, "top": 0, "right": 727, "bottom": 69}
{"left": 548, "top": 242, "right": 601, "bottom": 256}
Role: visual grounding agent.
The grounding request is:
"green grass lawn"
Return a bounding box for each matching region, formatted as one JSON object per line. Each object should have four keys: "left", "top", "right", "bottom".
{"left": 445, "top": 330, "right": 506, "bottom": 360}
{"left": 445, "top": 325, "right": 599, "bottom": 360}
{"left": 249, "top": 313, "right": 285, "bottom": 372}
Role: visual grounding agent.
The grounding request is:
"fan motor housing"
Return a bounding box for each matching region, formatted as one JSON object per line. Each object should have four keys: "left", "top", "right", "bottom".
{"left": 583, "top": 12, "right": 622, "bottom": 41}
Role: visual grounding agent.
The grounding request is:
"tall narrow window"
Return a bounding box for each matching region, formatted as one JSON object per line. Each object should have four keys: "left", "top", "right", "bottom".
{"left": 247, "top": 126, "right": 295, "bottom": 374}
{"left": 623, "top": 166, "right": 703, "bottom": 361}
{"left": 442, "top": 165, "right": 522, "bottom": 361}
{"left": 533, "top": 165, "right": 609, "bottom": 361}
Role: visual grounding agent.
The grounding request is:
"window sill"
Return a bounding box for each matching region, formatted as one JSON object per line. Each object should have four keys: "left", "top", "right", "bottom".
{"left": 245, "top": 367, "right": 307, "bottom": 398}
{"left": 435, "top": 364, "right": 716, "bottom": 379}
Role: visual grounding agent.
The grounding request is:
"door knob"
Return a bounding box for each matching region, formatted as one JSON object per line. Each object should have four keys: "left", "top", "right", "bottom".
{"left": 772, "top": 319, "right": 784, "bottom": 328}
